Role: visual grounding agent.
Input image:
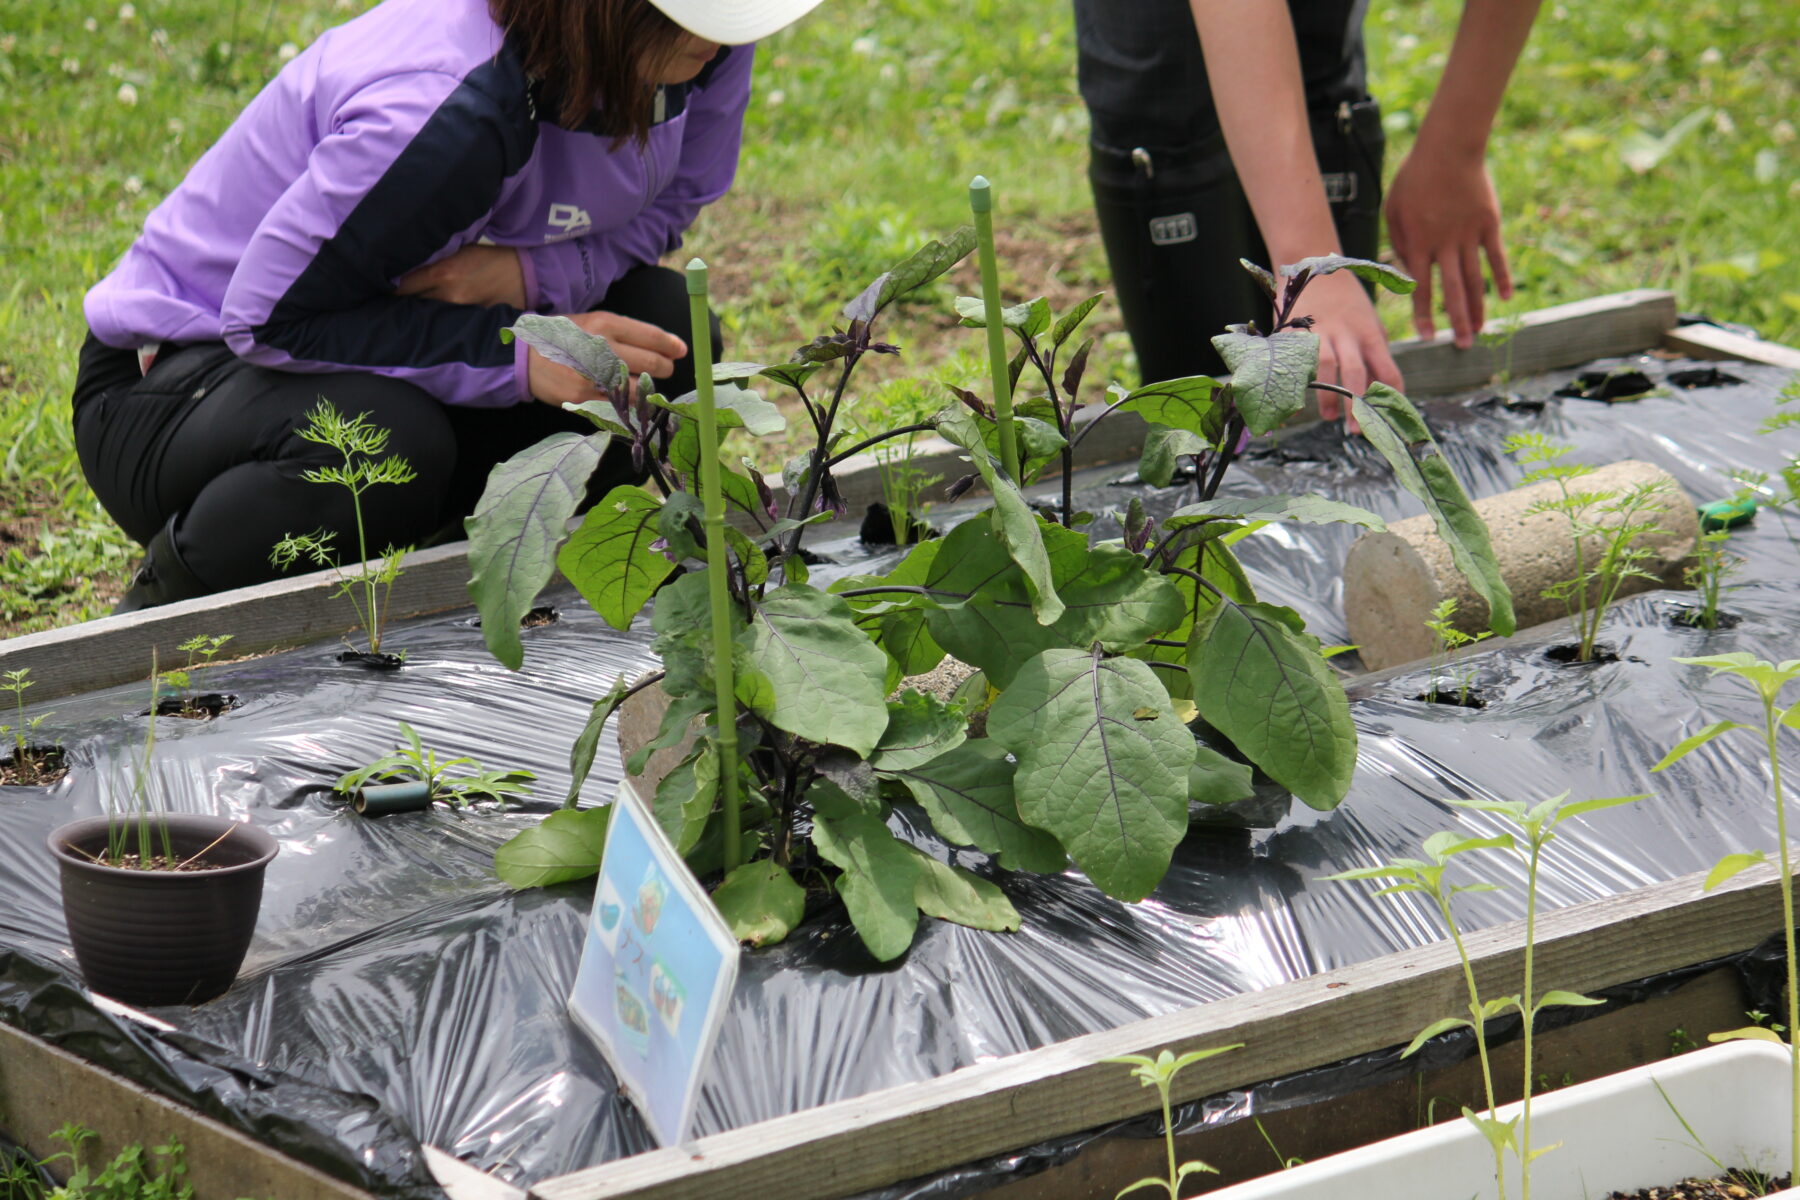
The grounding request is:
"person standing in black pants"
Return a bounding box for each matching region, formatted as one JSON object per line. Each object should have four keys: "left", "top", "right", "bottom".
{"left": 1075, "top": 0, "right": 1543, "bottom": 420}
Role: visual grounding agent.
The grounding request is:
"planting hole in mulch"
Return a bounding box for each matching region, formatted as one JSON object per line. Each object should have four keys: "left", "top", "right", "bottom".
{"left": 1669, "top": 606, "right": 1743, "bottom": 631}
{"left": 338, "top": 650, "right": 406, "bottom": 671}
{"left": 1475, "top": 391, "right": 1549, "bottom": 413}
{"left": 858, "top": 503, "right": 938, "bottom": 548}
{"left": 1410, "top": 688, "right": 1489, "bottom": 710}
{"left": 1604, "top": 1168, "right": 1790, "bottom": 1199}
{"left": 0, "top": 746, "right": 66, "bottom": 787}
{"left": 142, "top": 693, "right": 241, "bottom": 721}
{"left": 1545, "top": 642, "right": 1622, "bottom": 665}
{"left": 467, "top": 606, "right": 560, "bottom": 630}
{"left": 1557, "top": 369, "right": 1657, "bottom": 402}
{"left": 1668, "top": 366, "right": 1746, "bottom": 390}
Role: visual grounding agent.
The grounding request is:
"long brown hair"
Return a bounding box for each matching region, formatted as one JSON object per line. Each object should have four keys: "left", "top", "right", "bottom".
{"left": 490, "top": 0, "right": 691, "bottom": 141}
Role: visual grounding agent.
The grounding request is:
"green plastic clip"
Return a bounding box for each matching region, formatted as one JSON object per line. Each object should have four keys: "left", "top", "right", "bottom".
{"left": 1697, "top": 496, "right": 1757, "bottom": 532}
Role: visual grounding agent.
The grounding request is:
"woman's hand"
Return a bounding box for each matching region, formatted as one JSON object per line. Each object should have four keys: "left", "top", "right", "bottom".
{"left": 1301, "top": 270, "right": 1405, "bottom": 428}
{"left": 394, "top": 244, "right": 527, "bottom": 309}
{"left": 525, "top": 311, "right": 689, "bottom": 408}
{"left": 1385, "top": 149, "right": 1511, "bottom": 348}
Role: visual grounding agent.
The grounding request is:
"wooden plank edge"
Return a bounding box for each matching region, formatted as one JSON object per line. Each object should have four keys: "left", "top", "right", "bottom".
{"left": 0, "top": 1020, "right": 381, "bottom": 1200}
{"left": 529, "top": 860, "right": 1783, "bottom": 1200}
{"left": 0, "top": 541, "right": 478, "bottom": 702}
{"left": 425, "top": 1145, "right": 528, "bottom": 1200}
{"left": 1660, "top": 324, "right": 1800, "bottom": 372}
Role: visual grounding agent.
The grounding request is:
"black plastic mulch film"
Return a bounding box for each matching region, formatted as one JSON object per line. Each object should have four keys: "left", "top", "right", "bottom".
{"left": 0, "top": 356, "right": 1796, "bottom": 1198}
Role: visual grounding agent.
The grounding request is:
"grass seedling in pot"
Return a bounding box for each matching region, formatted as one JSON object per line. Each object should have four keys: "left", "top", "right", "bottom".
{"left": 1653, "top": 654, "right": 1800, "bottom": 1185}
{"left": 1103, "top": 1044, "right": 1240, "bottom": 1199}
{"left": 269, "top": 399, "right": 416, "bottom": 660}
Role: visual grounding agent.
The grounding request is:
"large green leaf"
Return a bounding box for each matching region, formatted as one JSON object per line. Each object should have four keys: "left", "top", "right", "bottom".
{"left": 669, "top": 421, "right": 765, "bottom": 519}
{"left": 1166, "top": 495, "right": 1387, "bottom": 531}
{"left": 1108, "top": 376, "right": 1228, "bottom": 442}
{"left": 908, "top": 848, "right": 1020, "bottom": 931}
{"left": 924, "top": 519, "right": 1184, "bottom": 690}
{"left": 655, "top": 382, "right": 787, "bottom": 436}
{"left": 835, "top": 539, "right": 947, "bottom": 677}
{"left": 1190, "top": 600, "right": 1355, "bottom": 809}
{"left": 869, "top": 226, "right": 978, "bottom": 315}
{"left": 1188, "top": 743, "right": 1258, "bottom": 808}
{"left": 870, "top": 691, "right": 968, "bottom": 773}
{"left": 1284, "top": 255, "right": 1416, "bottom": 294}
{"left": 1353, "top": 384, "right": 1516, "bottom": 636}
{"left": 980, "top": 415, "right": 1066, "bottom": 481}
{"left": 1139, "top": 426, "right": 1210, "bottom": 489}
{"left": 886, "top": 740, "right": 1065, "bottom": 874}
{"left": 504, "top": 315, "right": 626, "bottom": 391}
{"left": 1213, "top": 329, "right": 1320, "bottom": 435}
{"left": 954, "top": 294, "right": 1052, "bottom": 338}
{"left": 557, "top": 485, "right": 678, "bottom": 631}
{"left": 494, "top": 808, "right": 610, "bottom": 889}
{"left": 467, "top": 430, "right": 610, "bottom": 669}
{"left": 935, "top": 410, "right": 1063, "bottom": 622}
{"left": 567, "top": 675, "right": 635, "bottom": 806}
{"left": 1052, "top": 295, "right": 1104, "bottom": 349}
{"left": 653, "top": 740, "right": 718, "bottom": 855}
{"left": 735, "top": 584, "right": 891, "bottom": 756}
{"left": 650, "top": 572, "right": 717, "bottom": 697}
{"left": 987, "top": 650, "right": 1193, "bottom": 901}
{"left": 812, "top": 811, "right": 921, "bottom": 961}
{"left": 712, "top": 859, "right": 806, "bottom": 947}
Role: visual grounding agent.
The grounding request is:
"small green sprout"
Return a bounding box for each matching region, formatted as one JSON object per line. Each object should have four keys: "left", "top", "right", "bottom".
{"left": 1423, "top": 598, "right": 1493, "bottom": 706}
{"left": 0, "top": 668, "right": 51, "bottom": 762}
{"left": 1102, "top": 1045, "right": 1241, "bottom": 1199}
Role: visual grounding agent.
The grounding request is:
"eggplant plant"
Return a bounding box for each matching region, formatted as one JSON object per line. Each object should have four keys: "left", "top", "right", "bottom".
{"left": 467, "top": 213, "right": 1513, "bottom": 961}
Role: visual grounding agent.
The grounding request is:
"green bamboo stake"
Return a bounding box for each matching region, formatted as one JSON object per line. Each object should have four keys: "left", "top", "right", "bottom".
{"left": 970, "top": 176, "right": 1021, "bottom": 483}
{"left": 685, "top": 259, "right": 741, "bottom": 873}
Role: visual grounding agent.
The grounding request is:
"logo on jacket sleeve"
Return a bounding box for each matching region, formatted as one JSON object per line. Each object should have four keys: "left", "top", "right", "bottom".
{"left": 546, "top": 202, "right": 593, "bottom": 241}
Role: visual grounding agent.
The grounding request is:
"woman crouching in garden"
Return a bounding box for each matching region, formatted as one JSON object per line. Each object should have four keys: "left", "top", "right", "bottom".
{"left": 73, "top": 0, "right": 822, "bottom": 610}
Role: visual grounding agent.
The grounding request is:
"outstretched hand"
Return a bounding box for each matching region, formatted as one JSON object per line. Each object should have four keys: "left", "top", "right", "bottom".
{"left": 1301, "top": 270, "right": 1405, "bottom": 432}
{"left": 525, "top": 311, "right": 688, "bottom": 409}
{"left": 1385, "top": 150, "right": 1512, "bottom": 349}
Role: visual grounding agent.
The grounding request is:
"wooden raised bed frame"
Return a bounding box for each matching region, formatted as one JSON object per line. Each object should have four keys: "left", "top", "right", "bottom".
{"left": 1, "top": 290, "right": 1796, "bottom": 1200}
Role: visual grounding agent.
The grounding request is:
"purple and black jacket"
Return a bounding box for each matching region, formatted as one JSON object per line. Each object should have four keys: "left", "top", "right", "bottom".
{"left": 84, "top": 0, "right": 753, "bottom": 407}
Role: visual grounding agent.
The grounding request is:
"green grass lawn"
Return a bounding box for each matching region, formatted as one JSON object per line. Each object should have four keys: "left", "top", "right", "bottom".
{"left": 0, "top": 0, "right": 1795, "bottom": 632}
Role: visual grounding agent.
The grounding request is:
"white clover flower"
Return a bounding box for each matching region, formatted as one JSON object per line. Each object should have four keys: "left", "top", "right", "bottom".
{"left": 118, "top": 3, "right": 136, "bottom": 21}
{"left": 850, "top": 36, "right": 875, "bottom": 55}
{"left": 1698, "top": 46, "right": 1722, "bottom": 65}
{"left": 766, "top": 88, "right": 785, "bottom": 106}
{"left": 117, "top": 82, "right": 138, "bottom": 106}
{"left": 61, "top": 56, "right": 81, "bottom": 75}
{"left": 150, "top": 28, "right": 168, "bottom": 48}
{"left": 123, "top": 175, "right": 143, "bottom": 194}
{"left": 278, "top": 41, "right": 299, "bottom": 61}
{"left": 0, "top": 35, "right": 16, "bottom": 54}
{"left": 166, "top": 117, "right": 184, "bottom": 135}
{"left": 84, "top": 17, "right": 99, "bottom": 32}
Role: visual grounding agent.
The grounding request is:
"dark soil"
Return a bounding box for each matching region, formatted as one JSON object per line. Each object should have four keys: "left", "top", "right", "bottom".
{"left": 1557, "top": 368, "right": 1657, "bottom": 402}
{"left": 101, "top": 853, "right": 222, "bottom": 873}
{"left": 1604, "top": 1168, "right": 1789, "bottom": 1199}
{"left": 1670, "top": 607, "right": 1743, "bottom": 631}
{"left": 1411, "top": 688, "right": 1489, "bottom": 710}
{"left": 0, "top": 744, "right": 66, "bottom": 786}
{"left": 338, "top": 650, "right": 405, "bottom": 670}
{"left": 143, "top": 693, "right": 241, "bottom": 721}
{"left": 468, "top": 605, "right": 559, "bottom": 629}
{"left": 1668, "top": 367, "right": 1746, "bottom": 389}
{"left": 1546, "top": 642, "right": 1622, "bottom": 665}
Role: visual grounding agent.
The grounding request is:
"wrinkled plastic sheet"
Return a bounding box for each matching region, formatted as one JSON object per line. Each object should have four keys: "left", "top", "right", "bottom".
{"left": 0, "top": 356, "right": 1796, "bottom": 1198}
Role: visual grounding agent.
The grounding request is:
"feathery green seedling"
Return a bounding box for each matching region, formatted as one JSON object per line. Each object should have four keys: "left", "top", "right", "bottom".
{"left": 336, "top": 720, "right": 535, "bottom": 808}
{"left": 1505, "top": 433, "right": 1673, "bottom": 662}
{"left": 1654, "top": 654, "right": 1800, "bottom": 1185}
{"left": 269, "top": 399, "right": 416, "bottom": 656}
{"left": 1424, "top": 598, "right": 1493, "bottom": 705}
{"left": 0, "top": 667, "right": 51, "bottom": 763}
{"left": 1103, "top": 1045, "right": 1241, "bottom": 1199}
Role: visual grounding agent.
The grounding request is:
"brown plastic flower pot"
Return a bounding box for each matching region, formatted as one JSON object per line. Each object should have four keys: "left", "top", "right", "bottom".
{"left": 48, "top": 814, "right": 278, "bottom": 1007}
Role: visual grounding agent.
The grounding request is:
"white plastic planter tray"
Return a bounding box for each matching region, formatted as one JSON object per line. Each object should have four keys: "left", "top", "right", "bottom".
{"left": 1210, "top": 1041, "right": 1798, "bottom": 1200}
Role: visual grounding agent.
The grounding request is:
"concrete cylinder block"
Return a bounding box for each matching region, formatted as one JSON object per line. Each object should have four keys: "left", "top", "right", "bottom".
{"left": 1343, "top": 460, "right": 1699, "bottom": 671}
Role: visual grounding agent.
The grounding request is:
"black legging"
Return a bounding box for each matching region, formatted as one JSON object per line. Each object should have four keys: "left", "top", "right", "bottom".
{"left": 73, "top": 264, "right": 713, "bottom": 595}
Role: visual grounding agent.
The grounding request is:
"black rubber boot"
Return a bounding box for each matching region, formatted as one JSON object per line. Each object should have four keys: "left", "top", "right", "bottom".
{"left": 114, "top": 516, "right": 212, "bottom": 613}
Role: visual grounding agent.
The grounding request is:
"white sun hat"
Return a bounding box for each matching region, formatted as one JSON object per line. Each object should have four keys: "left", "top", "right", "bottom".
{"left": 647, "top": 0, "right": 829, "bottom": 43}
